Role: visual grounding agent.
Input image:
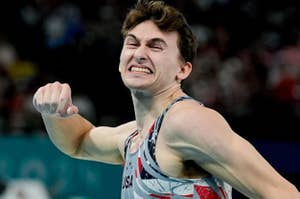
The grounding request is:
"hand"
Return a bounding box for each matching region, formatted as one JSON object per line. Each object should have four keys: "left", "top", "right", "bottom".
{"left": 33, "top": 81, "right": 79, "bottom": 117}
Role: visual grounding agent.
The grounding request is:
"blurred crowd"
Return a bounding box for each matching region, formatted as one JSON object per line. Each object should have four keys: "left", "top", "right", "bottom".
{"left": 0, "top": 179, "right": 51, "bottom": 199}
{"left": 0, "top": 0, "right": 300, "bottom": 140}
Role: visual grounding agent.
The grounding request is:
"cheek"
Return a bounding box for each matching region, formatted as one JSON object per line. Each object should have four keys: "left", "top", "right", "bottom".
{"left": 161, "top": 59, "right": 182, "bottom": 79}
{"left": 160, "top": 56, "right": 179, "bottom": 71}
{"left": 119, "top": 49, "right": 128, "bottom": 71}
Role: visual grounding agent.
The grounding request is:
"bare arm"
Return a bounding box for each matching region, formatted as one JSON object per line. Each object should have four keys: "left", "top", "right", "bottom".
{"left": 33, "top": 82, "right": 135, "bottom": 164}
{"left": 41, "top": 114, "right": 93, "bottom": 157}
{"left": 166, "top": 102, "right": 299, "bottom": 199}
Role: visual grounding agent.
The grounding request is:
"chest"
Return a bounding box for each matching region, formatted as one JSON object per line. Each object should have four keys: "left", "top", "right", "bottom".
{"left": 127, "top": 129, "right": 209, "bottom": 179}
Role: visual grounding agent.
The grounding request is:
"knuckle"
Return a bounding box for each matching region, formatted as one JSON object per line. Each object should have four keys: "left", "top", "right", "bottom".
{"left": 37, "top": 87, "right": 44, "bottom": 93}
{"left": 44, "top": 84, "right": 51, "bottom": 91}
{"left": 62, "top": 83, "right": 70, "bottom": 89}
{"left": 53, "top": 81, "right": 61, "bottom": 88}
{"left": 46, "top": 83, "right": 52, "bottom": 87}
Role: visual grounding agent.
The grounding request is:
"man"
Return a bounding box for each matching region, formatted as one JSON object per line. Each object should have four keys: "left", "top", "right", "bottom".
{"left": 33, "top": 0, "right": 299, "bottom": 198}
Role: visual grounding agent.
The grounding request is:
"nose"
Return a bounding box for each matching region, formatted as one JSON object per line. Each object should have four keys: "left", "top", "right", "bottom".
{"left": 134, "top": 46, "right": 148, "bottom": 64}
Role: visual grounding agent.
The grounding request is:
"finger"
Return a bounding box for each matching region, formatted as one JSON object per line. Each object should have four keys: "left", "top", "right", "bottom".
{"left": 35, "top": 87, "right": 45, "bottom": 113}
{"left": 32, "top": 89, "right": 39, "bottom": 110}
{"left": 66, "top": 105, "right": 79, "bottom": 116}
{"left": 42, "top": 83, "right": 53, "bottom": 114}
{"left": 49, "top": 82, "right": 62, "bottom": 114}
{"left": 57, "top": 83, "right": 72, "bottom": 115}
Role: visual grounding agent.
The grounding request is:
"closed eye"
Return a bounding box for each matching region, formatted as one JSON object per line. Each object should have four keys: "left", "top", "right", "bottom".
{"left": 148, "top": 44, "right": 163, "bottom": 51}
{"left": 124, "top": 35, "right": 139, "bottom": 49}
{"left": 147, "top": 39, "right": 166, "bottom": 51}
{"left": 125, "top": 42, "right": 139, "bottom": 49}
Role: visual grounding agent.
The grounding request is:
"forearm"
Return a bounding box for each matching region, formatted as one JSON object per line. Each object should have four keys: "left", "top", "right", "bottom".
{"left": 42, "top": 114, "right": 94, "bottom": 156}
{"left": 224, "top": 138, "right": 299, "bottom": 199}
{"left": 220, "top": 139, "right": 299, "bottom": 199}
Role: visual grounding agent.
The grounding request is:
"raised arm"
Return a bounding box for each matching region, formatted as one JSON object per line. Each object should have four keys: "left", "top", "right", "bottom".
{"left": 33, "top": 81, "right": 135, "bottom": 164}
{"left": 166, "top": 102, "right": 299, "bottom": 199}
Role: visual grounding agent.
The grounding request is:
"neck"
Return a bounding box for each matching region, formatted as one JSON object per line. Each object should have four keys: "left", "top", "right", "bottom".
{"left": 131, "top": 84, "right": 186, "bottom": 131}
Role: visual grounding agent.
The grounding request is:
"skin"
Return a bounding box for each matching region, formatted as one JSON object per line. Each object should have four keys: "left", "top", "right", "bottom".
{"left": 33, "top": 20, "right": 299, "bottom": 198}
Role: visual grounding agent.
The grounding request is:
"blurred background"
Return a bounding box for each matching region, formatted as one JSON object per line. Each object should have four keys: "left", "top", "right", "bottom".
{"left": 0, "top": 0, "right": 299, "bottom": 198}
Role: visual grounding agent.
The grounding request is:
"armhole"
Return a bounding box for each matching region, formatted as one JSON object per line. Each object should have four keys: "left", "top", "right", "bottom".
{"left": 123, "top": 130, "right": 138, "bottom": 158}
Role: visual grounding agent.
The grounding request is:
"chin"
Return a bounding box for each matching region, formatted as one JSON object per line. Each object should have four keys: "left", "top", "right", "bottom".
{"left": 123, "top": 78, "right": 151, "bottom": 89}
{"left": 123, "top": 82, "right": 152, "bottom": 93}
{"left": 125, "top": 84, "right": 148, "bottom": 91}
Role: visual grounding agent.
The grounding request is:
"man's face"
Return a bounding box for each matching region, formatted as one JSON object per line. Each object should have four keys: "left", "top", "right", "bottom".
{"left": 119, "top": 20, "right": 185, "bottom": 94}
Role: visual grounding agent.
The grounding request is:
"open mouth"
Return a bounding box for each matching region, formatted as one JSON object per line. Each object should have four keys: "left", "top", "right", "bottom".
{"left": 129, "top": 65, "right": 153, "bottom": 74}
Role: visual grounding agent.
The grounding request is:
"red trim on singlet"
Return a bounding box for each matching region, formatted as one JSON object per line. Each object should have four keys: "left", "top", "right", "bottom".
{"left": 149, "top": 193, "right": 194, "bottom": 198}
{"left": 137, "top": 157, "right": 142, "bottom": 174}
{"left": 148, "top": 123, "right": 155, "bottom": 136}
{"left": 194, "top": 185, "right": 225, "bottom": 199}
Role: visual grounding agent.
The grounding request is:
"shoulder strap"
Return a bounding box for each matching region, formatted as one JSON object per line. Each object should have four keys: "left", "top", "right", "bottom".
{"left": 147, "top": 96, "right": 194, "bottom": 163}
{"left": 154, "top": 96, "right": 193, "bottom": 133}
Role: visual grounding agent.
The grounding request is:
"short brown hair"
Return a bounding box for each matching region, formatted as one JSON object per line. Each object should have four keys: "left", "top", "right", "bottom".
{"left": 121, "top": 0, "right": 197, "bottom": 62}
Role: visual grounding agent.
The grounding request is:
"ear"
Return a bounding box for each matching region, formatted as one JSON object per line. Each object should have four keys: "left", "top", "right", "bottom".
{"left": 176, "top": 62, "right": 192, "bottom": 82}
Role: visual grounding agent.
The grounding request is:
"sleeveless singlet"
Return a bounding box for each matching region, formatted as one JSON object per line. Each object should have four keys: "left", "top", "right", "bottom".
{"left": 121, "top": 96, "right": 232, "bottom": 199}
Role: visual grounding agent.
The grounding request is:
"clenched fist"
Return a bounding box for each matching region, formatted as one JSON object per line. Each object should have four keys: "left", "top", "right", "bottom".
{"left": 33, "top": 81, "right": 79, "bottom": 117}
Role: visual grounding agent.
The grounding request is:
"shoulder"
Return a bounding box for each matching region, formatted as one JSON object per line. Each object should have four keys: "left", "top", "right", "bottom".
{"left": 115, "top": 120, "right": 137, "bottom": 142}
{"left": 164, "top": 99, "right": 231, "bottom": 134}
{"left": 116, "top": 120, "right": 137, "bottom": 133}
{"left": 162, "top": 99, "right": 235, "bottom": 156}
{"left": 92, "top": 120, "right": 136, "bottom": 137}
{"left": 92, "top": 120, "right": 137, "bottom": 152}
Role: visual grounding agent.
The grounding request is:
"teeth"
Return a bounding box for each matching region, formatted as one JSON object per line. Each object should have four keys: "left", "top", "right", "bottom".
{"left": 131, "top": 66, "right": 151, "bottom": 74}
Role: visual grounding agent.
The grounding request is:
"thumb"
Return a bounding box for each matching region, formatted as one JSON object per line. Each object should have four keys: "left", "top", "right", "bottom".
{"left": 66, "top": 105, "right": 79, "bottom": 116}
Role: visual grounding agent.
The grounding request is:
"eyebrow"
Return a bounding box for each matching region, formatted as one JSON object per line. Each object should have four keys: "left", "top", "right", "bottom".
{"left": 126, "top": 34, "right": 168, "bottom": 47}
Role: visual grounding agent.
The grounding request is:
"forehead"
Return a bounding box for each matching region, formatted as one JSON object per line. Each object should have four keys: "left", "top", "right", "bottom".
{"left": 127, "top": 20, "right": 179, "bottom": 44}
